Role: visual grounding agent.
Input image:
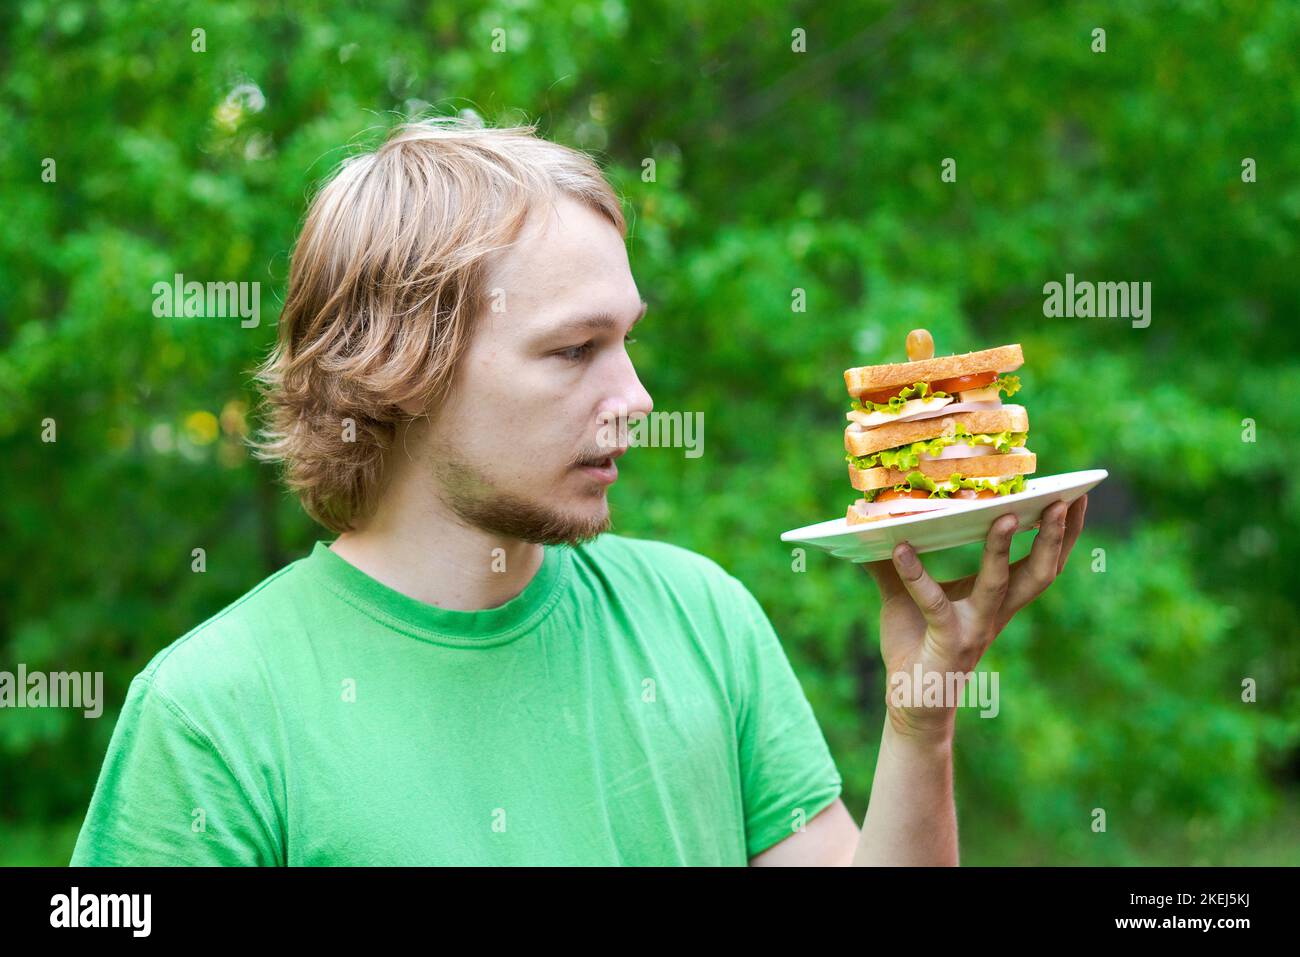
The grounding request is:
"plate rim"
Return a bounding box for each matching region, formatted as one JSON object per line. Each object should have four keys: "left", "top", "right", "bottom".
{"left": 779, "top": 468, "right": 1109, "bottom": 543}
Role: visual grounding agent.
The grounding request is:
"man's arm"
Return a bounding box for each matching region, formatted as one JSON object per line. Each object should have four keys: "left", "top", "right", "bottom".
{"left": 853, "top": 718, "right": 956, "bottom": 865}
{"left": 749, "top": 797, "right": 858, "bottom": 866}
{"left": 749, "top": 720, "right": 954, "bottom": 867}
{"left": 752, "top": 496, "right": 1088, "bottom": 866}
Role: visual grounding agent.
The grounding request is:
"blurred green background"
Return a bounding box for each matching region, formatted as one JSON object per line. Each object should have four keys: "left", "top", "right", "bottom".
{"left": 3, "top": 0, "right": 1298, "bottom": 865}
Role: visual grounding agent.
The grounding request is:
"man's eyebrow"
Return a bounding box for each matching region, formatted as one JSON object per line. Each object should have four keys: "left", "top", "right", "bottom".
{"left": 539, "top": 299, "right": 648, "bottom": 340}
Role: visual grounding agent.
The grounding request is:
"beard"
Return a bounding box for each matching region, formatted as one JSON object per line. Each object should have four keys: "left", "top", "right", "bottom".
{"left": 434, "top": 454, "right": 612, "bottom": 547}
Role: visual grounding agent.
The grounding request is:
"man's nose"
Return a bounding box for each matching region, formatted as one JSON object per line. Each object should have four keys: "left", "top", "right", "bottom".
{"left": 619, "top": 347, "right": 654, "bottom": 414}
{"left": 603, "top": 351, "right": 653, "bottom": 424}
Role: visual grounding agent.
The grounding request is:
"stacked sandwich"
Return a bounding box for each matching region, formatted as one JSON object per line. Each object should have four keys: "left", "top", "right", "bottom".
{"left": 843, "top": 329, "right": 1036, "bottom": 524}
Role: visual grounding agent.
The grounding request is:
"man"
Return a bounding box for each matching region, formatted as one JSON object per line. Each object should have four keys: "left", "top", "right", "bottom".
{"left": 71, "top": 116, "right": 1086, "bottom": 866}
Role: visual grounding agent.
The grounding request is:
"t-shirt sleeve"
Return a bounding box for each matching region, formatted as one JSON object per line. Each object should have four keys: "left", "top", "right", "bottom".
{"left": 70, "top": 673, "right": 281, "bottom": 866}
{"left": 723, "top": 575, "right": 843, "bottom": 859}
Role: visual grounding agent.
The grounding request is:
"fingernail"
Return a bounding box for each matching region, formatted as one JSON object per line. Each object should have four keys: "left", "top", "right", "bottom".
{"left": 894, "top": 543, "right": 919, "bottom": 571}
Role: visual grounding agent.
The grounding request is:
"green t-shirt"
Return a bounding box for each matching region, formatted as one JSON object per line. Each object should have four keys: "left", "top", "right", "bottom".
{"left": 71, "top": 533, "right": 841, "bottom": 866}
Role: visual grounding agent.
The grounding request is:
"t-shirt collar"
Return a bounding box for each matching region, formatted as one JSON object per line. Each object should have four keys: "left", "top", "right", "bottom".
{"left": 303, "top": 540, "right": 571, "bottom": 648}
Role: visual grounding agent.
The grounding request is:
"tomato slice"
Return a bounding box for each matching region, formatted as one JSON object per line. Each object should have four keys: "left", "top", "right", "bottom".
{"left": 875, "top": 488, "right": 934, "bottom": 502}
{"left": 928, "top": 371, "right": 997, "bottom": 394}
{"left": 858, "top": 385, "right": 910, "bottom": 404}
{"left": 858, "top": 370, "right": 996, "bottom": 404}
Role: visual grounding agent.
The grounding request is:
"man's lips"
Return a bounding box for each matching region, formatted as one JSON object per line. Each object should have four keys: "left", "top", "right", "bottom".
{"left": 575, "top": 448, "right": 626, "bottom": 483}
{"left": 577, "top": 447, "right": 627, "bottom": 466}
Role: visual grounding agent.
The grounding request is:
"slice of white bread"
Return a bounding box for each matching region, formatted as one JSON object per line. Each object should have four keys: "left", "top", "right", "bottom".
{"left": 848, "top": 449, "right": 1037, "bottom": 492}
{"left": 845, "top": 406, "right": 1029, "bottom": 457}
{"left": 847, "top": 503, "right": 892, "bottom": 525}
{"left": 847, "top": 503, "right": 881, "bottom": 525}
{"left": 844, "top": 344, "right": 1023, "bottom": 397}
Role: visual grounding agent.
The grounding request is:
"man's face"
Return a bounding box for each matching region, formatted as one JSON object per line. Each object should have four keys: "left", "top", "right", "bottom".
{"left": 422, "top": 195, "right": 654, "bottom": 546}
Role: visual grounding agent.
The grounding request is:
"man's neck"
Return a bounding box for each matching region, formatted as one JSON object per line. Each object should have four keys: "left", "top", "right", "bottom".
{"left": 328, "top": 506, "right": 545, "bottom": 613}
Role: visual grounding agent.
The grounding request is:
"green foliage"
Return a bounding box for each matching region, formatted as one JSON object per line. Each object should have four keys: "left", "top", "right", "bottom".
{"left": 2, "top": 0, "right": 1297, "bottom": 864}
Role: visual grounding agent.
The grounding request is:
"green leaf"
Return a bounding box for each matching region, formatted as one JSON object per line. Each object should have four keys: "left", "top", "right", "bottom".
{"left": 848, "top": 380, "right": 950, "bottom": 415}
{"left": 863, "top": 471, "right": 1027, "bottom": 502}
{"left": 845, "top": 426, "right": 1028, "bottom": 470}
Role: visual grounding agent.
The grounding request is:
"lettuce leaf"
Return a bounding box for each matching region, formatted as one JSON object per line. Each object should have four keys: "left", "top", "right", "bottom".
{"left": 903, "top": 470, "right": 938, "bottom": 493}
{"left": 992, "top": 374, "right": 1021, "bottom": 397}
{"left": 863, "top": 472, "right": 1027, "bottom": 503}
{"left": 849, "top": 381, "right": 950, "bottom": 415}
{"left": 846, "top": 424, "right": 1028, "bottom": 471}
{"left": 849, "top": 373, "right": 1020, "bottom": 415}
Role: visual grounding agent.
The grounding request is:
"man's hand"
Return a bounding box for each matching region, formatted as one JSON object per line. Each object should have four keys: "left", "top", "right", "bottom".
{"left": 754, "top": 496, "right": 1090, "bottom": 866}
{"left": 863, "top": 495, "right": 1089, "bottom": 741}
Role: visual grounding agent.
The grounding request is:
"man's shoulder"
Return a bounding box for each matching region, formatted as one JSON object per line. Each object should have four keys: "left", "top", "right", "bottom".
{"left": 575, "top": 534, "right": 773, "bottom": 681}
{"left": 135, "top": 554, "right": 317, "bottom": 710}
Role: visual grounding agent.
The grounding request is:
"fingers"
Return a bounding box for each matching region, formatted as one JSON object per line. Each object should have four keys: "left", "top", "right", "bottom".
{"left": 1056, "top": 494, "right": 1089, "bottom": 575}
{"left": 891, "top": 542, "right": 959, "bottom": 636}
{"left": 862, "top": 559, "right": 906, "bottom": 600}
{"left": 940, "top": 572, "right": 976, "bottom": 602}
{"left": 970, "top": 513, "right": 1017, "bottom": 620}
{"left": 1004, "top": 500, "right": 1069, "bottom": 611}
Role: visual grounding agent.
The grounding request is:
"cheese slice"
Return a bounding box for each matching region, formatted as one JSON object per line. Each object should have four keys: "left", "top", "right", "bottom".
{"left": 956, "top": 385, "right": 1003, "bottom": 403}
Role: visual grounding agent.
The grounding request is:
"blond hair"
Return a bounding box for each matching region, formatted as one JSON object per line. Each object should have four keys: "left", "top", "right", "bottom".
{"left": 252, "top": 115, "right": 626, "bottom": 533}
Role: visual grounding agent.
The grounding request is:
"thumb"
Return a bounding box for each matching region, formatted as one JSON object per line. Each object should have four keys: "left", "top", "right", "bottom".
{"left": 891, "top": 542, "right": 958, "bottom": 637}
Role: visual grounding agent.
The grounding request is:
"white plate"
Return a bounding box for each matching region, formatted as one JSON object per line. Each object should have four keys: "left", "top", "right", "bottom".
{"left": 780, "top": 469, "right": 1108, "bottom": 563}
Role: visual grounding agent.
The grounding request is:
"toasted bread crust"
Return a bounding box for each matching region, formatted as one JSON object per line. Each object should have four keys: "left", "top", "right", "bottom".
{"left": 848, "top": 450, "right": 1037, "bottom": 491}
{"left": 844, "top": 405, "right": 1029, "bottom": 456}
{"left": 844, "top": 344, "right": 1023, "bottom": 397}
{"left": 846, "top": 503, "right": 872, "bottom": 524}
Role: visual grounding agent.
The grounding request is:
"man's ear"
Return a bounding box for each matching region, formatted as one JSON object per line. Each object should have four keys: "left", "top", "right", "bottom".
{"left": 394, "top": 383, "right": 437, "bottom": 419}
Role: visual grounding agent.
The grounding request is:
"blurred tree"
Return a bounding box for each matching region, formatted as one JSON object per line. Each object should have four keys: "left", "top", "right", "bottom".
{"left": 1, "top": 0, "right": 1297, "bottom": 864}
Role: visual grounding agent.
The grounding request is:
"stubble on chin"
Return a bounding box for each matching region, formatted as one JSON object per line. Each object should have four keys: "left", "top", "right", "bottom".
{"left": 435, "top": 457, "right": 611, "bottom": 547}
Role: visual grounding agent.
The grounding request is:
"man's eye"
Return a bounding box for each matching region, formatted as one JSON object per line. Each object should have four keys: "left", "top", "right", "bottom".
{"left": 557, "top": 335, "right": 637, "bottom": 362}
{"left": 557, "top": 341, "right": 594, "bottom": 362}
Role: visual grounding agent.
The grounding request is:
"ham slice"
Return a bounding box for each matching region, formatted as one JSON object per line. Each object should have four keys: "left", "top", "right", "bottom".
{"left": 846, "top": 399, "right": 1003, "bottom": 432}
